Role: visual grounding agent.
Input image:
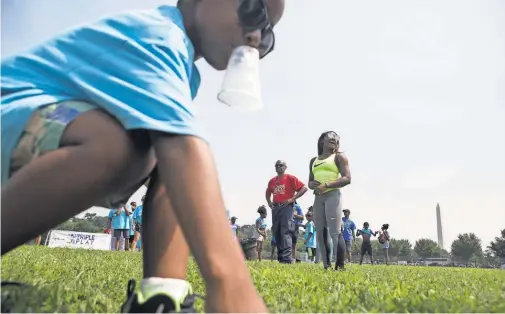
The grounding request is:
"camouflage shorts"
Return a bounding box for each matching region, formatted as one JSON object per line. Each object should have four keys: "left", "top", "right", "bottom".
{"left": 10, "top": 100, "right": 97, "bottom": 177}
{"left": 9, "top": 100, "right": 150, "bottom": 209}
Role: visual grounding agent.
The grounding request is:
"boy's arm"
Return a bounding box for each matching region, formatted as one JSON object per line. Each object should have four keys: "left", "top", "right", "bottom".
{"left": 152, "top": 134, "right": 254, "bottom": 282}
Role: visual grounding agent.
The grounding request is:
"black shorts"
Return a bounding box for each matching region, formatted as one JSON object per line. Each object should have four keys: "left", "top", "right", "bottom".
{"left": 361, "top": 242, "right": 373, "bottom": 256}
{"left": 292, "top": 224, "right": 300, "bottom": 242}
{"left": 129, "top": 235, "right": 135, "bottom": 244}
{"left": 135, "top": 223, "right": 142, "bottom": 233}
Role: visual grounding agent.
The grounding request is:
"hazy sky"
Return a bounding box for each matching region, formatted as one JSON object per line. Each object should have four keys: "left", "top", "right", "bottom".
{"left": 2, "top": 0, "right": 504, "bottom": 249}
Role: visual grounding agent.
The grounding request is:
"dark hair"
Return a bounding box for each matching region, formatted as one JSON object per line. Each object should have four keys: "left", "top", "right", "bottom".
{"left": 317, "top": 131, "right": 340, "bottom": 155}
{"left": 257, "top": 205, "right": 267, "bottom": 215}
{"left": 363, "top": 221, "right": 369, "bottom": 227}
{"left": 382, "top": 224, "right": 389, "bottom": 230}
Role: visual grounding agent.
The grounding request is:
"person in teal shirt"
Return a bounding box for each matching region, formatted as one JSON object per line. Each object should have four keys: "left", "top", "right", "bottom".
{"left": 357, "top": 222, "right": 378, "bottom": 265}
{"left": 304, "top": 212, "right": 317, "bottom": 262}
{"left": 126, "top": 202, "right": 137, "bottom": 250}
{"left": 1, "top": 0, "right": 285, "bottom": 312}
{"left": 108, "top": 206, "right": 130, "bottom": 251}
{"left": 131, "top": 196, "right": 144, "bottom": 251}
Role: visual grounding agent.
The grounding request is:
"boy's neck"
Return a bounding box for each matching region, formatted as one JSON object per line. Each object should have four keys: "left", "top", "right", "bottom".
{"left": 178, "top": 1, "right": 202, "bottom": 60}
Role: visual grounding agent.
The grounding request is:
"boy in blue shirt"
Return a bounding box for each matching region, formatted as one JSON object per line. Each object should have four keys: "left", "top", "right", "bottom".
{"left": 303, "top": 212, "right": 317, "bottom": 262}
{"left": 1, "top": 0, "right": 285, "bottom": 312}
{"left": 342, "top": 209, "right": 356, "bottom": 263}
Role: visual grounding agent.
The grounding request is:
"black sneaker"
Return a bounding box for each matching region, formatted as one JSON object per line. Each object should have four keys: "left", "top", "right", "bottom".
{"left": 121, "top": 279, "right": 203, "bottom": 313}
{"left": 1, "top": 281, "right": 30, "bottom": 313}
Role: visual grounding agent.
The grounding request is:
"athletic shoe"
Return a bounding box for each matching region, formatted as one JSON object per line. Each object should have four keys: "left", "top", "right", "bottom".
{"left": 121, "top": 279, "right": 203, "bottom": 313}
{"left": 1, "top": 281, "right": 30, "bottom": 313}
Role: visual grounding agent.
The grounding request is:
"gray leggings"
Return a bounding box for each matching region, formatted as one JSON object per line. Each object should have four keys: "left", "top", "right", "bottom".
{"left": 313, "top": 189, "right": 345, "bottom": 268}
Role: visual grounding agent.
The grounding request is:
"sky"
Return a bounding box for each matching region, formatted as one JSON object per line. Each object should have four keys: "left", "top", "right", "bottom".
{"left": 2, "top": 0, "right": 504, "bottom": 250}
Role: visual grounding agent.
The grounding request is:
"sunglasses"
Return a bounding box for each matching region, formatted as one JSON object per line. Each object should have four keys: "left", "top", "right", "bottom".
{"left": 237, "top": 0, "right": 275, "bottom": 58}
{"left": 326, "top": 132, "right": 339, "bottom": 140}
{"left": 275, "top": 164, "right": 285, "bottom": 168}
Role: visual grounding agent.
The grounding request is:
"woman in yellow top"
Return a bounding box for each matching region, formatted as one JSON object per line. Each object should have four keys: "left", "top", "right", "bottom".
{"left": 308, "top": 131, "right": 352, "bottom": 270}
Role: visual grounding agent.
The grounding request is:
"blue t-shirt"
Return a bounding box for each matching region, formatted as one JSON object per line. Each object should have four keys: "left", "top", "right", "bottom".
{"left": 304, "top": 221, "right": 317, "bottom": 248}
{"left": 293, "top": 204, "right": 304, "bottom": 225}
{"left": 255, "top": 217, "right": 267, "bottom": 230}
{"left": 126, "top": 215, "right": 135, "bottom": 236}
{"left": 342, "top": 217, "right": 356, "bottom": 241}
{"left": 1, "top": 5, "right": 201, "bottom": 184}
{"left": 108, "top": 209, "right": 129, "bottom": 230}
{"left": 133, "top": 205, "right": 143, "bottom": 224}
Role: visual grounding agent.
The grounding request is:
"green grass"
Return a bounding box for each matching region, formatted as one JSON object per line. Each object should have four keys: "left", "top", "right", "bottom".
{"left": 2, "top": 246, "right": 505, "bottom": 313}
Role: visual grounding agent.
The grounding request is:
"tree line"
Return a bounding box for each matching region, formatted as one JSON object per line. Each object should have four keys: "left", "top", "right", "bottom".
{"left": 36, "top": 214, "right": 504, "bottom": 266}
{"left": 237, "top": 224, "right": 505, "bottom": 266}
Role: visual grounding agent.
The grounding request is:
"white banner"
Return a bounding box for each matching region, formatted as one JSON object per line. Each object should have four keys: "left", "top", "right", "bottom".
{"left": 47, "top": 230, "right": 112, "bottom": 251}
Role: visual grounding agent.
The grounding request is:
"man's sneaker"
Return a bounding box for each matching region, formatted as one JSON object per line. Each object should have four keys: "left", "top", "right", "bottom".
{"left": 121, "top": 279, "right": 203, "bottom": 313}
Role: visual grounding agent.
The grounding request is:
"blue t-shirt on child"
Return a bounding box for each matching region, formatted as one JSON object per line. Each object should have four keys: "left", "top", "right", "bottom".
{"left": 304, "top": 221, "right": 317, "bottom": 248}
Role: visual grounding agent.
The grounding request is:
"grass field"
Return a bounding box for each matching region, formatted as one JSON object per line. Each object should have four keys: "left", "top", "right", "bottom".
{"left": 2, "top": 247, "right": 505, "bottom": 313}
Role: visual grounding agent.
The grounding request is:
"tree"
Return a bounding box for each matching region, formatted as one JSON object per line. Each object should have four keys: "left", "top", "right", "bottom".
{"left": 450, "top": 233, "right": 483, "bottom": 264}
{"left": 488, "top": 229, "right": 505, "bottom": 259}
{"left": 414, "top": 238, "right": 440, "bottom": 258}
{"left": 389, "top": 238, "right": 413, "bottom": 259}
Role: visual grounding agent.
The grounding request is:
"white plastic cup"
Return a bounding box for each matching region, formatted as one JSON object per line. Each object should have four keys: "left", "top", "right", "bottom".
{"left": 217, "top": 45, "right": 263, "bottom": 111}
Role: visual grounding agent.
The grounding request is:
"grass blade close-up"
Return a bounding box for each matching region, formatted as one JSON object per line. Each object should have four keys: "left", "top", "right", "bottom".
{"left": 1, "top": 246, "right": 505, "bottom": 313}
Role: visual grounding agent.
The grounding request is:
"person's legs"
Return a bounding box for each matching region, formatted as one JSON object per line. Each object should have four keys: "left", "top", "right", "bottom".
{"left": 270, "top": 238, "right": 276, "bottom": 260}
{"left": 113, "top": 229, "right": 122, "bottom": 251}
{"left": 271, "top": 208, "right": 281, "bottom": 262}
{"left": 313, "top": 197, "right": 331, "bottom": 268}
{"left": 131, "top": 228, "right": 141, "bottom": 251}
{"left": 128, "top": 235, "right": 135, "bottom": 250}
{"left": 367, "top": 245, "right": 374, "bottom": 265}
{"left": 322, "top": 190, "right": 345, "bottom": 270}
{"left": 121, "top": 170, "right": 194, "bottom": 310}
{"left": 34, "top": 235, "right": 42, "bottom": 246}
{"left": 276, "top": 203, "right": 294, "bottom": 263}
{"left": 345, "top": 240, "right": 353, "bottom": 263}
{"left": 359, "top": 244, "right": 366, "bottom": 265}
{"left": 314, "top": 244, "right": 321, "bottom": 263}
{"left": 383, "top": 247, "right": 389, "bottom": 265}
{"left": 291, "top": 224, "right": 299, "bottom": 260}
{"left": 150, "top": 134, "right": 266, "bottom": 312}
{"left": 1, "top": 105, "right": 155, "bottom": 254}
{"left": 257, "top": 240, "right": 263, "bottom": 261}
{"left": 121, "top": 229, "right": 129, "bottom": 251}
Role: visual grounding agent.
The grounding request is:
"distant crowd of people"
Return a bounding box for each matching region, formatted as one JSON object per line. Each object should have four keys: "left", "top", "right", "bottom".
{"left": 230, "top": 131, "right": 392, "bottom": 268}
{"left": 105, "top": 196, "right": 144, "bottom": 251}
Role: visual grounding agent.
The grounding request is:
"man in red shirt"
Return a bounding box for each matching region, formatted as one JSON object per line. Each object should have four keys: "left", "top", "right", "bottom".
{"left": 265, "top": 160, "right": 308, "bottom": 263}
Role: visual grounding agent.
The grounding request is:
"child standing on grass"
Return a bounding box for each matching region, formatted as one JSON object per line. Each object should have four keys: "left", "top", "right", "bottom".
{"left": 304, "top": 212, "right": 317, "bottom": 262}
{"left": 357, "top": 222, "right": 378, "bottom": 265}
{"left": 1, "top": 0, "right": 285, "bottom": 312}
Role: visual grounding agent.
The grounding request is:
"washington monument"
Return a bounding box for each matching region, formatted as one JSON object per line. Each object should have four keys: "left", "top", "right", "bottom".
{"left": 436, "top": 203, "right": 444, "bottom": 249}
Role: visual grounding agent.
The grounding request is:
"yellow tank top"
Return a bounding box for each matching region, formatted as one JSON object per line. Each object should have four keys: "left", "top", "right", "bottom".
{"left": 311, "top": 153, "right": 340, "bottom": 193}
